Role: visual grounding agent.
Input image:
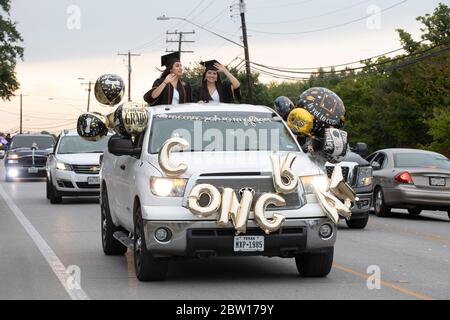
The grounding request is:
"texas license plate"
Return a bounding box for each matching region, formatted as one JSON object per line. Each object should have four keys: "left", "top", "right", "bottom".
{"left": 28, "top": 167, "right": 38, "bottom": 174}
{"left": 87, "top": 176, "right": 100, "bottom": 185}
{"left": 233, "top": 236, "right": 264, "bottom": 252}
{"left": 429, "top": 177, "right": 445, "bottom": 186}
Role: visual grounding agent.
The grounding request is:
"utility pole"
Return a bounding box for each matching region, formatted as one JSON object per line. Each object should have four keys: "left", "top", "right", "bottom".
{"left": 239, "top": 0, "right": 253, "bottom": 103}
{"left": 81, "top": 81, "right": 93, "bottom": 112}
{"left": 117, "top": 51, "right": 141, "bottom": 101}
{"left": 166, "top": 30, "right": 195, "bottom": 57}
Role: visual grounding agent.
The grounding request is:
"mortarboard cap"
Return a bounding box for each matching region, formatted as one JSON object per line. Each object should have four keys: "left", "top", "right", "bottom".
{"left": 200, "top": 59, "right": 220, "bottom": 71}
{"left": 161, "top": 52, "right": 180, "bottom": 67}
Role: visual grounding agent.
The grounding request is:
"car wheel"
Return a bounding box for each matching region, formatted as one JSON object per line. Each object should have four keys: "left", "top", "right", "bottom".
{"left": 295, "top": 247, "right": 334, "bottom": 277}
{"left": 408, "top": 208, "right": 422, "bottom": 215}
{"left": 101, "top": 186, "right": 127, "bottom": 255}
{"left": 345, "top": 214, "right": 369, "bottom": 229}
{"left": 48, "top": 180, "right": 62, "bottom": 204}
{"left": 374, "top": 188, "right": 390, "bottom": 217}
{"left": 133, "top": 206, "right": 168, "bottom": 281}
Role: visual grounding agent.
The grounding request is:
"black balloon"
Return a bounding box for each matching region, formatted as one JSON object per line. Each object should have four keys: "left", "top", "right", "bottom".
{"left": 94, "top": 74, "right": 125, "bottom": 106}
{"left": 77, "top": 112, "right": 109, "bottom": 141}
{"left": 274, "top": 96, "right": 295, "bottom": 119}
{"left": 298, "top": 87, "right": 346, "bottom": 134}
{"left": 113, "top": 102, "right": 148, "bottom": 137}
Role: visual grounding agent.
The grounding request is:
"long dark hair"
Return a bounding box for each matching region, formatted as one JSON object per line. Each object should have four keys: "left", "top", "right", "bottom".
{"left": 159, "top": 61, "right": 179, "bottom": 80}
{"left": 198, "top": 70, "right": 224, "bottom": 102}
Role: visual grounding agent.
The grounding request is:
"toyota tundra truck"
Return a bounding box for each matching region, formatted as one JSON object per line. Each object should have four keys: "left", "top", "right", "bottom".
{"left": 100, "top": 103, "right": 337, "bottom": 281}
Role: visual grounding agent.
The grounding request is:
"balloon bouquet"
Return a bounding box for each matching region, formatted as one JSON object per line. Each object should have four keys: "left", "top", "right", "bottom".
{"left": 274, "top": 89, "right": 355, "bottom": 223}
{"left": 273, "top": 88, "right": 349, "bottom": 165}
{"left": 76, "top": 74, "right": 148, "bottom": 142}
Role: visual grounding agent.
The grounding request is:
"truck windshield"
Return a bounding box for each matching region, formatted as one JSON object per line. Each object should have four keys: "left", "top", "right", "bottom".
{"left": 57, "top": 135, "right": 110, "bottom": 154}
{"left": 149, "top": 112, "right": 300, "bottom": 154}
{"left": 10, "top": 136, "right": 55, "bottom": 150}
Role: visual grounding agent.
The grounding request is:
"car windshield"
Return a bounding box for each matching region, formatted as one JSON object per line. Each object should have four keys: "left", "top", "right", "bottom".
{"left": 57, "top": 135, "right": 110, "bottom": 154}
{"left": 10, "top": 135, "right": 54, "bottom": 150}
{"left": 394, "top": 153, "right": 450, "bottom": 170}
{"left": 149, "top": 112, "right": 300, "bottom": 154}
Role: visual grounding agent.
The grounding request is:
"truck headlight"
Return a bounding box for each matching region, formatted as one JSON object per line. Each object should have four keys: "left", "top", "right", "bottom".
{"left": 356, "top": 167, "right": 373, "bottom": 187}
{"left": 56, "top": 161, "right": 73, "bottom": 171}
{"left": 300, "top": 174, "right": 329, "bottom": 194}
{"left": 7, "top": 154, "right": 19, "bottom": 160}
{"left": 150, "top": 177, "right": 187, "bottom": 197}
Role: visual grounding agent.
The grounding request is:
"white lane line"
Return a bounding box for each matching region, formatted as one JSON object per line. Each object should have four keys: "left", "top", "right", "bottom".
{"left": 0, "top": 184, "right": 90, "bottom": 300}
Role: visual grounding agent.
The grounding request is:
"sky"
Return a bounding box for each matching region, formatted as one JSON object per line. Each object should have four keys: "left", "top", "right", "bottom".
{"left": 0, "top": 0, "right": 445, "bottom": 134}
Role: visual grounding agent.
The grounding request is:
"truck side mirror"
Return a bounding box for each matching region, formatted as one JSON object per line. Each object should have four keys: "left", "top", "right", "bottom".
{"left": 108, "top": 135, "right": 141, "bottom": 157}
{"left": 353, "top": 142, "right": 368, "bottom": 158}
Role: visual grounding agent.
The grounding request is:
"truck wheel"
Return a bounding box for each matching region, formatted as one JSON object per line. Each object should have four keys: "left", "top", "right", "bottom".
{"left": 374, "top": 188, "right": 390, "bottom": 217}
{"left": 46, "top": 177, "right": 51, "bottom": 199}
{"left": 49, "top": 179, "right": 62, "bottom": 204}
{"left": 133, "top": 207, "right": 168, "bottom": 281}
{"left": 295, "top": 247, "right": 334, "bottom": 277}
{"left": 101, "top": 186, "right": 127, "bottom": 255}
{"left": 345, "top": 214, "right": 369, "bottom": 229}
{"left": 407, "top": 208, "right": 421, "bottom": 215}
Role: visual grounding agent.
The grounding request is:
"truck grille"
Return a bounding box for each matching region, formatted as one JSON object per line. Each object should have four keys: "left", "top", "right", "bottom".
{"left": 325, "top": 166, "right": 352, "bottom": 185}
{"left": 18, "top": 156, "right": 47, "bottom": 167}
{"left": 72, "top": 165, "right": 100, "bottom": 174}
{"left": 194, "top": 176, "right": 302, "bottom": 210}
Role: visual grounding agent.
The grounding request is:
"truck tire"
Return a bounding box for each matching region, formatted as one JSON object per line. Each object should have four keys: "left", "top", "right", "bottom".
{"left": 408, "top": 208, "right": 421, "bottom": 215}
{"left": 48, "top": 178, "right": 62, "bottom": 204}
{"left": 295, "top": 247, "right": 334, "bottom": 277}
{"left": 101, "top": 186, "right": 127, "bottom": 255}
{"left": 133, "top": 206, "right": 168, "bottom": 281}
{"left": 345, "top": 214, "right": 369, "bottom": 229}
{"left": 46, "top": 177, "right": 51, "bottom": 199}
{"left": 373, "top": 187, "right": 390, "bottom": 217}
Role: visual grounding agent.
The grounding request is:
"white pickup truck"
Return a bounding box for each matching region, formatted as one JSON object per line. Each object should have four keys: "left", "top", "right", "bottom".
{"left": 100, "top": 103, "right": 337, "bottom": 281}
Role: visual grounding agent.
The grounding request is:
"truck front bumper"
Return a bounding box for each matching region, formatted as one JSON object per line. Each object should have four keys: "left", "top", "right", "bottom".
{"left": 143, "top": 218, "right": 336, "bottom": 258}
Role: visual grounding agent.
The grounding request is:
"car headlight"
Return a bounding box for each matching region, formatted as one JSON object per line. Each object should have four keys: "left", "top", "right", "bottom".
{"left": 150, "top": 177, "right": 187, "bottom": 197}
{"left": 56, "top": 161, "right": 73, "bottom": 171}
{"left": 356, "top": 166, "right": 373, "bottom": 187}
{"left": 7, "top": 154, "right": 19, "bottom": 160}
{"left": 300, "top": 174, "right": 329, "bottom": 194}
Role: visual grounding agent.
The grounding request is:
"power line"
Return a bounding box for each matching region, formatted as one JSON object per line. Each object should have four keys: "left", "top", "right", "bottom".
{"left": 246, "top": 38, "right": 450, "bottom": 76}
{"left": 249, "top": 0, "right": 370, "bottom": 25}
{"left": 166, "top": 30, "right": 195, "bottom": 55}
{"left": 247, "top": 0, "right": 314, "bottom": 10}
{"left": 247, "top": 0, "right": 409, "bottom": 35}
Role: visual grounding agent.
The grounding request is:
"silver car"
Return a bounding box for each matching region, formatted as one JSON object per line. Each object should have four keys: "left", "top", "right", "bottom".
{"left": 367, "top": 148, "right": 450, "bottom": 219}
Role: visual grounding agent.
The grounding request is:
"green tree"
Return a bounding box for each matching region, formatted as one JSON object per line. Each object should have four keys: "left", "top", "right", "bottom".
{"left": 0, "top": 0, "right": 23, "bottom": 100}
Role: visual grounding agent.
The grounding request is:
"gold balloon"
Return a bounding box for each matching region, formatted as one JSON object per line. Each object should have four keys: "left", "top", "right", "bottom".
{"left": 217, "top": 188, "right": 253, "bottom": 235}
{"left": 114, "top": 102, "right": 148, "bottom": 137}
{"left": 329, "top": 165, "right": 359, "bottom": 206}
{"left": 254, "top": 193, "right": 286, "bottom": 234}
{"left": 314, "top": 189, "right": 352, "bottom": 224}
{"left": 287, "top": 108, "right": 314, "bottom": 136}
{"left": 77, "top": 112, "right": 109, "bottom": 142}
{"left": 271, "top": 152, "right": 298, "bottom": 194}
{"left": 158, "top": 137, "right": 189, "bottom": 177}
{"left": 187, "top": 184, "right": 221, "bottom": 217}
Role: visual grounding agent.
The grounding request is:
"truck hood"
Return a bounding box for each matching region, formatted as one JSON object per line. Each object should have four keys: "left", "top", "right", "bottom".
{"left": 56, "top": 153, "right": 102, "bottom": 165}
{"left": 148, "top": 151, "right": 323, "bottom": 177}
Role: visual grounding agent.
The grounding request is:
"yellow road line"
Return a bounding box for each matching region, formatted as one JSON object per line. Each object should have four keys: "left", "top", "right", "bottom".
{"left": 333, "top": 264, "right": 434, "bottom": 300}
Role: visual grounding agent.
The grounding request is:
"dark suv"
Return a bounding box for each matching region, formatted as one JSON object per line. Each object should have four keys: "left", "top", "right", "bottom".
{"left": 4, "top": 134, "right": 55, "bottom": 182}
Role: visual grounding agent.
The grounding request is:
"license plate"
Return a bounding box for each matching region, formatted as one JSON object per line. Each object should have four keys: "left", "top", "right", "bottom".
{"left": 233, "top": 236, "right": 264, "bottom": 252}
{"left": 28, "top": 167, "right": 38, "bottom": 174}
{"left": 87, "top": 176, "right": 100, "bottom": 185}
{"left": 430, "top": 177, "right": 446, "bottom": 186}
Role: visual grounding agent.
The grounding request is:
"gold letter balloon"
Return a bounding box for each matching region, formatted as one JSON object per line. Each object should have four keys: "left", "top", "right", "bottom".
{"left": 158, "top": 137, "right": 189, "bottom": 177}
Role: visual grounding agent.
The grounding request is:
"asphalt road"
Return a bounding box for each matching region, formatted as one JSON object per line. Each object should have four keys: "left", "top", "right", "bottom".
{"left": 0, "top": 163, "right": 449, "bottom": 300}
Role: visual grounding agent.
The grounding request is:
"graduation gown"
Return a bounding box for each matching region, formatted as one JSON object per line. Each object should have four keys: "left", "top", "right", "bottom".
{"left": 193, "top": 81, "right": 241, "bottom": 103}
{"left": 143, "top": 78, "right": 192, "bottom": 106}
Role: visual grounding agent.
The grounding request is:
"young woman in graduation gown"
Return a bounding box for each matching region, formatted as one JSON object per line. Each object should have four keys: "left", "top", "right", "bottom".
{"left": 193, "top": 60, "right": 241, "bottom": 103}
{"left": 143, "top": 52, "right": 192, "bottom": 106}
